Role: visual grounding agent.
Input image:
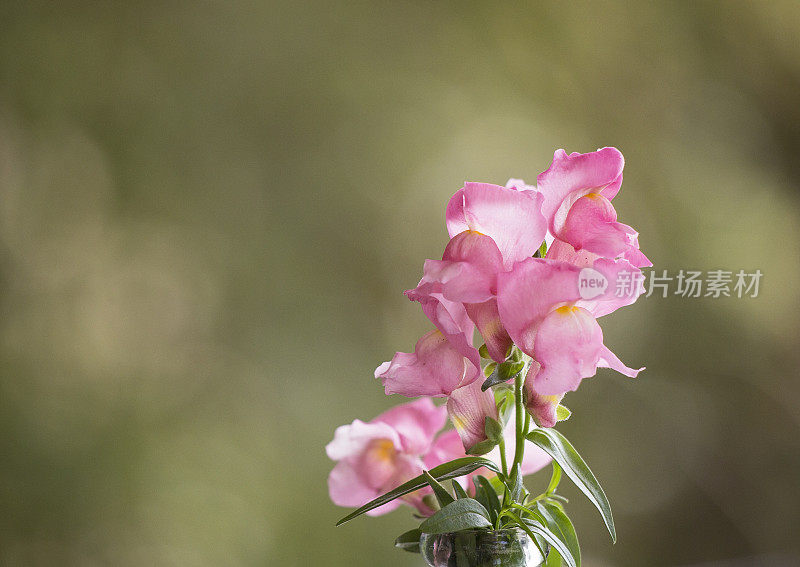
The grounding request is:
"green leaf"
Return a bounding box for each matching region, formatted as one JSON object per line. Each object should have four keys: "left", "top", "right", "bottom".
{"left": 478, "top": 344, "right": 491, "bottom": 359}
{"left": 484, "top": 417, "right": 503, "bottom": 443}
{"left": 483, "top": 362, "right": 497, "bottom": 377}
{"left": 419, "top": 499, "right": 492, "bottom": 534}
{"left": 394, "top": 529, "right": 422, "bottom": 553}
{"left": 466, "top": 438, "right": 498, "bottom": 456}
{"left": 481, "top": 360, "right": 525, "bottom": 391}
{"left": 555, "top": 405, "right": 572, "bottom": 422}
{"left": 500, "top": 511, "right": 576, "bottom": 567}
{"left": 526, "top": 428, "right": 616, "bottom": 542}
{"left": 452, "top": 479, "right": 469, "bottom": 500}
{"left": 495, "top": 388, "right": 515, "bottom": 425}
{"left": 474, "top": 476, "right": 502, "bottom": 524}
{"left": 545, "top": 462, "right": 562, "bottom": 495}
{"left": 336, "top": 457, "right": 501, "bottom": 526}
{"left": 507, "top": 462, "right": 523, "bottom": 502}
{"left": 424, "top": 470, "right": 455, "bottom": 507}
{"left": 537, "top": 501, "right": 580, "bottom": 567}
{"left": 545, "top": 550, "right": 563, "bottom": 566}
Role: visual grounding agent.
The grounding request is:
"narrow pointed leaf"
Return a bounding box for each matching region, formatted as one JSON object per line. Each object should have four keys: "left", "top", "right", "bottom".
{"left": 508, "top": 462, "right": 523, "bottom": 502}
{"left": 545, "top": 462, "right": 562, "bottom": 495}
{"left": 526, "top": 428, "right": 616, "bottom": 542}
{"left": 394, "top": 529, "right": 422, "bottom": 553}
{"left": 537, "top": 502, "right": 580, "bottom": 567}
{"left": 452, "top": 480, "right": 469, "bottom": 500}
{"left": 419, "top": 499, "right": 491, "bottom": 534}
{"left": 473, "top": 475, "right": 501, "bottom": 525}
{"left": 423, "top": 470, "right": 455, "bottom": 507}
{"left": 336, "top": 457, "right": 500, "bottom": 526}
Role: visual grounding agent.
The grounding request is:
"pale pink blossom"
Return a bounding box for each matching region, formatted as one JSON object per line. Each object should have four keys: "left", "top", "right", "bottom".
{"left": 537, "top": 148, "right": 651, "bottom": 268}
{"left": 326, "top": 399, "right": 447, "bottom": 516}
{"left": 445, "top": 182, "right": 547, "bottom": 270}
{"left": 497, "top": 257, "right": 644, "bottom": 397}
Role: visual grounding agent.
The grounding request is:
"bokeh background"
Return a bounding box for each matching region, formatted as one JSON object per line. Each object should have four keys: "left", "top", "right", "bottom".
{"left": 1, "top": 2, "right": 799, "bottom": 566}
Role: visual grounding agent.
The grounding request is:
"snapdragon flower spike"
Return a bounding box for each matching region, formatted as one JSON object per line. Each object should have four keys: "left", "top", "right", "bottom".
{"left": 326, "top": 399, "right": 447, "bottom": 516}
{"left": 445, "top": 182, "right": 548, "bottom": 270}
{"left": 537, "top": 147, "right": 651, "bottom": 268}
{"left": 497, "top": 257, "right": 644, "bottom": 398}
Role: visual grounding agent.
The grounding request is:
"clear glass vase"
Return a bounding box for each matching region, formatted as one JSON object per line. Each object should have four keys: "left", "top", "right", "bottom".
{"left": 420, "top": 528, "right": 544, "bottom": 567}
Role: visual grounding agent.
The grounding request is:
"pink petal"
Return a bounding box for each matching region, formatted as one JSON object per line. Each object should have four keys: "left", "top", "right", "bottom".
{"left": 445, "top": 182, "right": 547, "bottom": 269}
{"left": 446, "top": 380, "right": 499, "bottom": 452}
{"left": 597, "top": 344, "right": 645, "bottom": 378}
{"left": 423, "top": 428, "right": 478, "bottom": 494}
{"left": 404, "top": 288, "right": 480, "bottom": 371}
{"left": 505, "top": 178, "right": 536, "bottom": 192}
{"left": 417, "top": 259, "right": 495, "bottom": 303}
{"left": 374, "top": 398, "right": 448, "bottom": 455}
{"left": 519, "top": 442, "right": 553, "bottom": 476}
{"left": 424, "top": 429, "right": 467, "bottom": 470}
{"left": 545, "top": 238, "right": 600, "bottom": 268}
{"left": 559, "top": 193, "right": 633, "bottom": 256}
{"left": 523, "top": 376, "right": 563, "bottom": 428}
{"left": 328, "top": 460, "right": 382, "bottom": 508}
{"left": 537, "top": 147, "right": 625, "bottom": 235}
{"left": 464, "top": 299, "right": 512, "bottom": 363}
{"left": 368, "top": 454, "right": 425, "bottom": 516}
{"left": 357, "top": 438, "right": 407, "bottom": 489}
{"left": 496, "top": 258, "right": 582, "bottom": 357}
{"left": 376, "top": 330, "right": 476, "bottom": 397}
{"left": 576, "top": 258, "right": 646, "bottom": 317}
{"left": 530, "top": 306, "right": 605, "bottom": 396}
{"left": 326, "top": 419, "right": 401, "bottom": 461}
{"left": 413, "top": 231, "right": 504, "bottom": 304}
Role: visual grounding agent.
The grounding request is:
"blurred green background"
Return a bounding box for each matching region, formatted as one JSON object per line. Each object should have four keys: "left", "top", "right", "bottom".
{"left": 1, "top": 2, "right": 799, "bottom": 565}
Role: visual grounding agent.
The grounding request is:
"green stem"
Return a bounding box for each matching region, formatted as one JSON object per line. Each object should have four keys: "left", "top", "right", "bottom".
{"left": 523, "top": 409, "right": 531, "bottom": 438}
{"left": 512, "top": 366, "right": 525, "bottom": 476}
{"left": 498, "top": 437, "right": 509, "bottom": 477}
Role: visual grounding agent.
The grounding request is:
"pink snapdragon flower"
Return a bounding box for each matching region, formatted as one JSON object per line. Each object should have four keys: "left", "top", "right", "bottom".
{"left": 327, "top": 398, "right": 448, "bottom": 516}
{"left": 409, "top": 182, "right": 549, "bottom": 363}
{"left": 408, "top": 230, "right": 513, "bottom": 362}
{"left": 537, "top": 148, "right": 651, "bottom": 268}
{"left": 445, "top": 182, "right": 547, "bottom": 270}
{"left": 445, "top": 380, "right": 499, "bottom": 452}
{"left": 497, "top": 257, "right": 644, "bottom": 398}
{"left": 376, "top": 345, "right": 499, "bottom": 453}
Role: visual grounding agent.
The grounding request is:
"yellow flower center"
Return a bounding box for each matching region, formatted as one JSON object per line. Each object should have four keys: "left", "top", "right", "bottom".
{"left": 368, "top": 439, "right": 397, "bottom": 463}
{"left": 555, "top": 305, "right": 579, "bottom": 315}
